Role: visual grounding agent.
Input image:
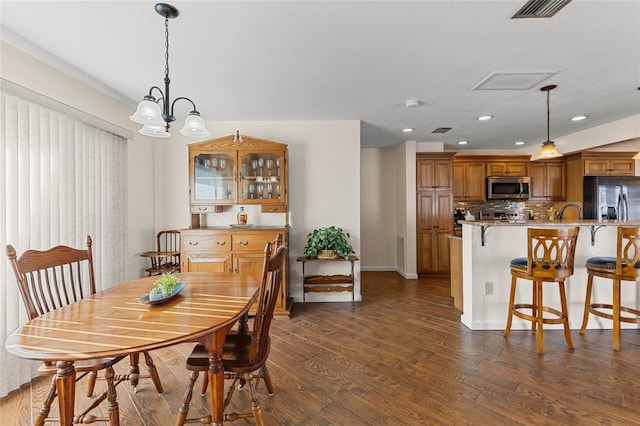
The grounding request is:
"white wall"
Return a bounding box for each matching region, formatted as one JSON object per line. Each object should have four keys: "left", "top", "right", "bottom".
{"left": 360, "top": 148, "right": 397, "bottom": 270}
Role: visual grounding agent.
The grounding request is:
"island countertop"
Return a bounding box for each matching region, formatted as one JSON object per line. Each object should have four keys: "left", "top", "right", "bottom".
{"left": 460, "top": 219, "right": 640, "bottom": 226}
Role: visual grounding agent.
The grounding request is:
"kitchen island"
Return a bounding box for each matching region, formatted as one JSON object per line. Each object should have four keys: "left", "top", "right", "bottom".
{"left": 460, "top": 219, "right": 640, "bottom": 331}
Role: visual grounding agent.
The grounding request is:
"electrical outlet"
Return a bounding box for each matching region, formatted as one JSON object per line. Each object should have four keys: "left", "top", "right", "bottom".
{"left": 485, "top": 281, "right": 494, "bottom": 295}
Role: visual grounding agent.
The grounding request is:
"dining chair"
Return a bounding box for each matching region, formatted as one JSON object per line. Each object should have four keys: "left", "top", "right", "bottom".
{"left": 580, "top": 227, "right": 640, "bottom": 350}
{"left": 6, "top": 236, "right": 126, "bottom": 425}
{"left": 176, "top": 235, "right": 288, "bottom": 425}
{"left": 145, "top": 230, "right": 180, "bottom": 276}
{"left": 503, "top": 227, "right": 580, "bottom": 354}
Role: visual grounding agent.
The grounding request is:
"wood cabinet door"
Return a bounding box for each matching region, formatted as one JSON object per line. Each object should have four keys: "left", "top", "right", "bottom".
{"left": 452, "top": 163, "right": 465, "bottom": 199}
{"left": 529, "top": 163, "right": 548, "bottom": 199}
{"left": 465, "top": 163, "right": 485, "bottom": 200}
{"left": 417, "top": 159, "right": 453, "bottom": 191}
{"left": 583, "top": 159, "right": 609, "bottom": 175}
{"left": 183, "top": 252, "right": 232, "bottom": 273}
{"left": 417, "top": 192, "right": 452, "bottom": 273}
{"left": 487, "top": 162, "right": 527, "bottom": 176}
{"left": 434, "top": 160, "right": 453, "bottom": 190}
{"left": 546, "top": 162, "right": 566, "bottom": 200}
{"left": 609, "top": 159, "right": 635, "bottom": 175}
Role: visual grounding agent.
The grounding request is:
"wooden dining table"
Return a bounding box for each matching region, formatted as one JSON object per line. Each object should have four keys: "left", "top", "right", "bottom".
{"left": 5, "top": 271, "right": 260, "bottom": 426}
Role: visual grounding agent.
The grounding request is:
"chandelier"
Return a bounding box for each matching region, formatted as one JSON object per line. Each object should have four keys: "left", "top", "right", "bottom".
{"left": 130, "top": 3, "right": 210, "bottom": 139}
{"left": 532, "top": 84, "right": 562, "bottom": 160}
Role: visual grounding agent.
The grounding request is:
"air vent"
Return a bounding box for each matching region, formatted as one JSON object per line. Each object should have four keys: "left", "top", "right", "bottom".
{"left": 512, "top": 0, "right": 572, "bottom": 18}
{"left": 472, "top": 72, "right": 555, "bottom": 90}
{"left": 432, "top": 127, "right": 452, "bottom": 134}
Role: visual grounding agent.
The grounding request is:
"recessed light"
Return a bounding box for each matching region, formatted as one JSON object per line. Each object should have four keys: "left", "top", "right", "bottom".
{"left": 477, "top": 115, "right": 493, "bottom": 121}
{"left": 402, "top": 128, "right": 414, "bottom": 133}
{"left": 514, "top": 141, "right": 526, "bottom": 146}
{"left": 458, "top": 140, "right": 469, "bottom": 145}
{"left": 571, "top": 115, "right": 588, "bottom": 121}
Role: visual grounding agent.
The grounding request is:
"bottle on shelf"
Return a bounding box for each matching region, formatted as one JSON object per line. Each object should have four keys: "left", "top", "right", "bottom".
{"left": 237, "top": 206, "right": 248, "bottom": 225}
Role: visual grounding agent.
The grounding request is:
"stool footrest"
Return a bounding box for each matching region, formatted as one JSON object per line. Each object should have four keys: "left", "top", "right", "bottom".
{"left": 588, "top": 303, "right": 640, "bottom": 323}
{"left": 512, "top": 303, "right": 567, "bottom": 325}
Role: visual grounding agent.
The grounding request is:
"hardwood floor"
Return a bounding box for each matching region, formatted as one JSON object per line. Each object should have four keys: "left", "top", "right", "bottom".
{"left": 2, "top": 271, "right": 640, "bottom": 425}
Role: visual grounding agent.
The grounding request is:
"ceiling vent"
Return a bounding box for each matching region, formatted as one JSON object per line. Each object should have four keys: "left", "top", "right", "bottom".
{"left": 472, "top": 72, "right": 556, "bottom": 90}
{"left": 512, "top": 0, "right": 572, "bottom": 18}
{"left": 432, "top": 127, "right": 452, "bottom": 134}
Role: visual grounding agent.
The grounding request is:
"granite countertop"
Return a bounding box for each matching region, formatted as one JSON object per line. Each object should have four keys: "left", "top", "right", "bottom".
{"left": 460, "top": 219, "right": 640, "bottom": 226}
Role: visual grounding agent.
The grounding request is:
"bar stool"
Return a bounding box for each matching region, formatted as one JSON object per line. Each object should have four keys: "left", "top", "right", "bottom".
{"left": 579, "top": 227, "right": 640, "bottom": 351}
{"left": 504, "top": 227, "right": 580, "bottom": 354}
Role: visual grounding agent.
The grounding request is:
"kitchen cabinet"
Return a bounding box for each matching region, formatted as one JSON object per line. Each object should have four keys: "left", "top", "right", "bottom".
{"left": 417, "top": 154, "right": 454, "bottom": 191}
{"left": 453, "top": 161, "right": 485, "bottom": 201}
{"left": 417, "top": 153, "right": 454, "bottom": 273}
{"left": 583, "top": 154, "right": 635, "bottom": 176}
{"left": 189, "top": 135, "right": 288, "bottom": 227}
{"left": 529, "top": 160, "right": 566, "bottom": 201}
{"left": 417, "top": 192, "right": 453, "bottom": 273}
{"left": 180, "top": 228, "right": 291, "bottom": 315}
{"left": 486, "top": 161, "right": 528, "bottom": 177}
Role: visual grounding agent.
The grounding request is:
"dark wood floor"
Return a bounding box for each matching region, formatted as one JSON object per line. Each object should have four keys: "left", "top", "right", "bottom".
{"left": 2, "top": 271, "right": 640, "bottom": 425}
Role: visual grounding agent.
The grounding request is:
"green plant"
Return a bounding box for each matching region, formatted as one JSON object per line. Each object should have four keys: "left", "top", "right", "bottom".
{"left": 151, "top": 273, "right": 179, "bottom": 295}
{"left": 303, "top": 226, "right": 355, "bottom": 259}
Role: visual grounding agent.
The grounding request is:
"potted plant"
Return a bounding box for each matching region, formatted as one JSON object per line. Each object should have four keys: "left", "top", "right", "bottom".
{"left": 303, "top": 226, "right": 355, "bottom": 259}
{"left": 149, "top": 273, "right": 179, "bottom": 301}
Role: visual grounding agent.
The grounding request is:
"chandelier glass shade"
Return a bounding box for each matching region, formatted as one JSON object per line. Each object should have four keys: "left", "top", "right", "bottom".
{"left": 532, "top": 84, "right": 562, "bottom": 161}
{"left": 130, "top": 3, "right": 210, "bottom": 139}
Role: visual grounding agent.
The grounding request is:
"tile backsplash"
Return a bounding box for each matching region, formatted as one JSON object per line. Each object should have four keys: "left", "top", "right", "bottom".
{"left": 454, "top": 200, "right": 555, "bottom": 221}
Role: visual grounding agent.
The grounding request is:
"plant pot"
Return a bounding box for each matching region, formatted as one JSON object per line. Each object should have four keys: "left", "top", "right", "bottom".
{"left": 318, "top": 249, "right": 339, "bottom": 259}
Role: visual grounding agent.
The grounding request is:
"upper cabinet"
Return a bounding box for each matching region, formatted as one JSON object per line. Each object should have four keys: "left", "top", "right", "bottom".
{"left": 189, "top": 135, "right": 288, "bottom": 223}
{"left": 416, "top": 154, "right": 454, "bottom": 191}
{"left": 453, "top": 161, "right": 485, "bottom": 201}
{"left": 486, "top": 161, "right": 528, "bottom": 177}
{"left": 581, "top": 152, "right": 636, "bottom": 176}
{"left": 529, "top": 160, "right": 566, "bottom": 201}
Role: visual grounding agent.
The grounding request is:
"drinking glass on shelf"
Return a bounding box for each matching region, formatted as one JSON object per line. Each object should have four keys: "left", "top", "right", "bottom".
{"left": 258, "top": 158, "right": 264, "bottom": 176}
{"left": 226, "top": 183, "right": 233, "bottom": 199}
{"left": 251, "top": 160, "right": 258, "bottom": 176}
{"left": 276, "top": 184, "right": 281, "bottom": 198}
{"left": 267, "top": 183, "right": 273, "bottom": 199}
{"left": 219, "top": 159, "right": 226, "bottom": 170}
{"left": 266, "top": 159, "right": 274, "bottom": 176}
{"left": 257, "top": 184, "right": 264, "bottom": 199}
{"left": 248, "top": 184, "right": 255, "bottom": 199}
{"left": 211, "top": 158, "right": 218, "bottom": 169}
{"left": 276, "top": 157, "right": 281, "bottom": 176}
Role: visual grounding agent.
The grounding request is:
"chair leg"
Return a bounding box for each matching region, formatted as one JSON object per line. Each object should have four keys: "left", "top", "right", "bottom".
{"left": 503, "top": 275, "right": 517, "bottom": 337}
{"left": 200, "top": 369, "right": 209, "bottom": 396}
{"left": 143, "top": 351, "right": 164, "bottom": 394}
{"left": 558, "top": 281, "right": 573, "bottom": 350}
{"left": 86, "top": 371, "right": 97, "bottom": 397}
{"left": 261, "top": 366, "right": 275, "bottom": 396}
{"left": 580, "top": 273, "right": 595, "bottom": 334}
{"left": 536, "top": 281, "right": 544, "bottom": 355}
{"left": 176, "top": 370, "right": 199, "bottom": 426}
{"left": 128, "top": 353, "right": 140, "bottom": 391}
{"left": 532, "top": 280, "right": 538, "bottom": 332}
{"left": 246, "top": 373, "right": 264, "bottom": 426}
{"left": 613, "top": 279, "right": 621, "bottom": 351}
{"left": 35, "top": 377, "right": 57, "bottom": 426}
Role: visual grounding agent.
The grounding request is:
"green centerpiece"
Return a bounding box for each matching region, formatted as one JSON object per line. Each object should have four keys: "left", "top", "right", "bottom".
{"left": 150, "top": 273, "right": 179, "bottom": 299}
{"left": 303, "top": 226, "right": 355, "bottom": 260}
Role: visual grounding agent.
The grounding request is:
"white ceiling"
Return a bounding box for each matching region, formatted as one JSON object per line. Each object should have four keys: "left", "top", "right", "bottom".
{"left": 1, "top": 1, "right": 639, "bottom": 150}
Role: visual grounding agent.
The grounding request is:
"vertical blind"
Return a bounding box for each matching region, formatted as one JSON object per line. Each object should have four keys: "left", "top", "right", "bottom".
{"left": 0, "top": 81, "right": 129, "bottom": 397}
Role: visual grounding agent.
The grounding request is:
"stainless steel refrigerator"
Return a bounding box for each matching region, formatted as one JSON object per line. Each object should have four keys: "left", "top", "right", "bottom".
{"left": 583, "top": 176, "right": 640, "bottom": 220}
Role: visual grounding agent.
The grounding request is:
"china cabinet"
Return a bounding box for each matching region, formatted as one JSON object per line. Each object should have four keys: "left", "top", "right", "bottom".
{"left": 189, "top": 135, "right": 288, "bottom": 227}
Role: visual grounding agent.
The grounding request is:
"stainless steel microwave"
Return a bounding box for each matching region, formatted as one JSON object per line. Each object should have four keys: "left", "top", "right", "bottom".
{"left": 487, "top": 176, "right": 530, "bottom": 200}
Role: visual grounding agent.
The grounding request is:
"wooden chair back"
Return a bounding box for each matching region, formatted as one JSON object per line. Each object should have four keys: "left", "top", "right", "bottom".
{"left": 251, "top": 234, "right": 287, "bottom": 365}
{"left": 157, "top": 229, "right": 180, "bottom": 267}
{"left": 526, "top": 227, "right": 580, "bottom": 281}
{"left": 615, "top": 227, "right": 640, "bottom": 278}
{"left": 6, "top": 236, "right": 96, "bottom": 320}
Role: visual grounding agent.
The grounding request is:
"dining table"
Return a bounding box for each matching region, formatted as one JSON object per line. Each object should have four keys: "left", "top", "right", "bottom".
{"left": 5, "top": 271, "right": 260, "bottom": 426}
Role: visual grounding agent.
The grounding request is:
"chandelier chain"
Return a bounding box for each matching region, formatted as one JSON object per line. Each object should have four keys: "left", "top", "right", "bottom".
{"left": 164, "top": 17, "right": 170, "bottom": 79}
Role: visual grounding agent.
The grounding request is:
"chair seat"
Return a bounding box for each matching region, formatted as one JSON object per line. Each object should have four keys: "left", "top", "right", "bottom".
{"left": 510, "top": 257, "right": 563, "bottom": 271}
{"left": 38, "top": 356, "right": 126, "bottom": 376}
{"left": 186, "top": 334, "right": 271, "bottom": 373}
{"left": 586, "top": 256, "right": 640, "bottom": 270}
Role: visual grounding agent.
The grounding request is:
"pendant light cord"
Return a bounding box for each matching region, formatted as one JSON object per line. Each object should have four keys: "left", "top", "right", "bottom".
{"left": 164, "top": 17, "right": 170, "bottom": 81}
{"left": 546, "top": 88, "right": 551, "bottom": 142}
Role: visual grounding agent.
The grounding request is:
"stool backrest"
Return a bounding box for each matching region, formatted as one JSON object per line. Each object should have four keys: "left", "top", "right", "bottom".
{"left": 616, "top": 227, "right": 640, "bottom": 278}
{"left": 527, "top": 227, "right": 580, "bottom": 280}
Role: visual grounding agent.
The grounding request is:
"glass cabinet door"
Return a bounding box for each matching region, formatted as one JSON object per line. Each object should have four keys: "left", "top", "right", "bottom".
{"left": 240, "top": 152, "right": 284, "bottom": 203}
{"left": 193, "top": 152, "right": 236, "bottom": 202}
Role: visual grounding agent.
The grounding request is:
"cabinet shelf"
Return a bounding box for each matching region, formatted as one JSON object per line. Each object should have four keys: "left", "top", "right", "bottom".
{"left": 297, "top": 256, "right": 358, "bottom": 307}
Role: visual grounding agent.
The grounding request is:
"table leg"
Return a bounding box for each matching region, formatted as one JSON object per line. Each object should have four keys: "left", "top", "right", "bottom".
{"left": 55, "top": 360, "right": 76, "bottom": 426}
{"left": 203, "top": 325, "right": 232, "bottom": 425}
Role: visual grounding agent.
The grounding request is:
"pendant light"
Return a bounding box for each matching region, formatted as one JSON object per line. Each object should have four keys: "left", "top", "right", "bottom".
{"left": 532, "top": 84, "right": 563, "bottom": 160}
{"left": 130, "top": 3, "right": 210, "bottom": 139}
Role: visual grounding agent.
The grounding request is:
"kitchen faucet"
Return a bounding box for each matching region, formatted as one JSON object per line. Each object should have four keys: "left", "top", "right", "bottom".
{"left": 557, "top": 203, "right": 583, "bottom": 220}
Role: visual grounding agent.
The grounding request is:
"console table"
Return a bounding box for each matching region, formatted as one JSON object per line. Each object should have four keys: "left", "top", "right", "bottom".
{"left": 297, "top": 255, "right": 358, "bottom": 306}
